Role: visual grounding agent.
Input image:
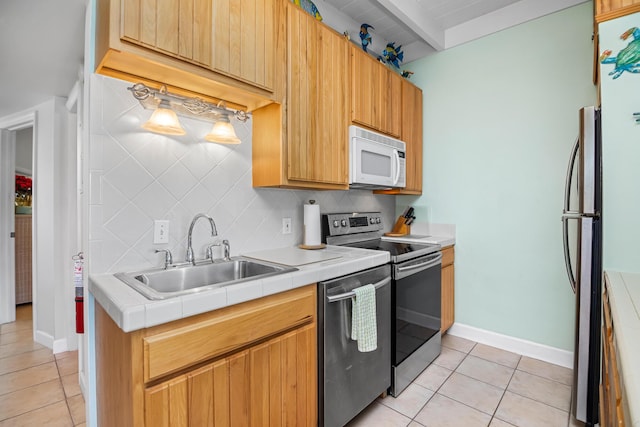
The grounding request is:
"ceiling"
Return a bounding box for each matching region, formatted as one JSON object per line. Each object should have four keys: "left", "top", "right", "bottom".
{"left": 0, "top": 0, "right": 587, "bottom": 119}
{"left": 320, "top": 0, "right": 589, "bottom": 62}
{"left": 0, "top": 0, "right": 86, "bottom": 118}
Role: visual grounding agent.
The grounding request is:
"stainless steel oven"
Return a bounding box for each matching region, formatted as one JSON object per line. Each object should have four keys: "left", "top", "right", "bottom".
{"left": 322, "top": 212, "right": 442, "bottom": 399}
{"left": 390, "top": 248, "right": 442, "bottom": 396}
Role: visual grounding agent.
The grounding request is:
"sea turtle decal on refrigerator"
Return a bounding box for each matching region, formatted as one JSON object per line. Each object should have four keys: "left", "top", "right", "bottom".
{"left": 600, "top": 27, "right": 640, "bottom": 79}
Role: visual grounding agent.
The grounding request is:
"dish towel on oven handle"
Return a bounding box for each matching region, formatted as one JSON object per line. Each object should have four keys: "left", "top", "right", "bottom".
{"left": 351, "top": 284, "right": 377, "bottom": 352}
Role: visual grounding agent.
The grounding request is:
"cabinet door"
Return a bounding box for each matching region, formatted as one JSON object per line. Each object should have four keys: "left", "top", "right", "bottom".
{"left": 144, "top": 324, "right": 316, "bottom": 426}
{"left": 440, "top": 246, "right": 455, "bottom": 333}
{"left": 212, "top": 0, "right": 276, "bottom": 91}
{"left": 441, "top": 263, "right": 455, "bottom": 333}
{"left": 401, "top": 80, "right": 423, "bottom": 194}
{"left": 121, "top": 0, "right": 212, "bottom": 67}
{"left": 287, "top": 5, "right": 349, "bottom": 186}
{"left": 595, "top": 0, "right": 640, "bottom": 22}
{"left": 351, "top": 47, "right": 401, "bottom": 138}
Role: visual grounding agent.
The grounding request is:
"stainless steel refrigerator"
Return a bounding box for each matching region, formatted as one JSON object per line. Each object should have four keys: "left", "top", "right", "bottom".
{"left": 561, "top": 106, "right": 602, "bottom": 426}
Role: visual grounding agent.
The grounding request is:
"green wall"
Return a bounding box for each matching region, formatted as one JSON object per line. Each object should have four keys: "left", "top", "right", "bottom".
{"left": 399, "top": 2, "right": 597, "bottom": 350}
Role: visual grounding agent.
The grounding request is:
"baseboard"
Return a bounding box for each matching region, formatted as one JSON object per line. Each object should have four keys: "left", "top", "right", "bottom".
{"left": 79, "top": 371, "right": 87, "bottom": 397}
{"left": 34, "top": 330, "right": 69, "bottom": 354}
{"left": 447, "top": 323, "right": 574, "bottom": 369}
{"left": 53, "top": 338, "right": 69, "bottom": 354}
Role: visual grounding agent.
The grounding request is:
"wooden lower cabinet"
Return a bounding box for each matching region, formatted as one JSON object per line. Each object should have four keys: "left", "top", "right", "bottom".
{"left": 600, "top": 281, "right": 626, "bottom": 427}
{"left": 441, "top": 246, "right": 455, "bottom": 333}
{"left": 96, "top": 285, "right": 317, "bottom": 426}
{"left": 144, "top": 324, "right": 315, "bottom": 426}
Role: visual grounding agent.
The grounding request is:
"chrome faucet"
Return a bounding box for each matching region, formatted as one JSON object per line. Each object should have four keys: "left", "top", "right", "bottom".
{"left": 186, "top": 213, "right": 218, "bottom": 265}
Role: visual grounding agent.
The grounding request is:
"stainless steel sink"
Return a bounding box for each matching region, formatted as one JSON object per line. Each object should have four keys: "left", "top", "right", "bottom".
{"left": 115, "top": 257, "right": 297, "bottom": 300}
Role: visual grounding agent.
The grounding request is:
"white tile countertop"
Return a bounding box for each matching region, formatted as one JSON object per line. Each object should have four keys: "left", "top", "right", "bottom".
{"left": 382, "top": 221, "right": 456, "bottom": 247}
{"left": 605, "top": 270, "right": 640, "bottom": 427}
{"left": 89, "top": 245, "right": 389, "bottom": 333}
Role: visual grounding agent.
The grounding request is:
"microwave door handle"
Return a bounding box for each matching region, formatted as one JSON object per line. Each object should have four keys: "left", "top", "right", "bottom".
{"left": 393, "top": 150, "right": 401, "bottom": 185}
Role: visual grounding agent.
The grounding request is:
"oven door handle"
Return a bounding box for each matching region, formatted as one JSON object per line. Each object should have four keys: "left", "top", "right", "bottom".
{"left": 326, "top": 277, "right": 391, "bottom": 303}
{"left": 396, "top": 252, "right": 443, "bottom": 276}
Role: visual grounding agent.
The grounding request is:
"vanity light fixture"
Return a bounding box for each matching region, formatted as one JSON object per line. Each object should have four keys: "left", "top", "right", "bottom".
{"left": 127, "top": 83, "right": 249, "bottom": 143}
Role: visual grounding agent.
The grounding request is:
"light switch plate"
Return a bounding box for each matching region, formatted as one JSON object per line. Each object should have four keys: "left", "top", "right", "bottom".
{"left": 282, "top": 218, "right": 292, "bottom": 234}
{"left": 153, "top": 220, "right": 170, "bottom": 244}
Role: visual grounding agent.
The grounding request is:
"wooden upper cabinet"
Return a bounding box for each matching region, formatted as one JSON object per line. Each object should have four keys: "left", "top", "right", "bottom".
{"left": 400, "top": 80, "right": 423, "bottom": 194}
{"left": 211, "top": 0, "right": 275, "bottom": 91}
{"left": 595, "top": 0, "right": 640, "bottom": 22}
{"left": 121, "top": 0, "right": 212, "bottom": 67}
{"left": 375, "top": 79, "right": 423, "bottom": 195}
{"left": 96, "top": 0, "right": 282, "bottom": 111}
{"left": 252, "top": 3, "right": 349, "bottom": 190}
{"left": 287, "top": 5, "right": 349, "bottom": 186}
{"left": 351, "top": 46, "right": 402, "bottom": 138}
{"left": 120, "top": 0, "right": 275, "bottom": 90}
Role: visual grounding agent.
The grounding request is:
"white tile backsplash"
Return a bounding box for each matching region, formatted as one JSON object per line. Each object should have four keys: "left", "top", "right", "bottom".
{"left": 88, "top": 74, "right": 395, "bottom": 273}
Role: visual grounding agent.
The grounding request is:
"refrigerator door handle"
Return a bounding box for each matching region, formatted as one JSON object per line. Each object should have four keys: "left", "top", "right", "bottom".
{"left": 562, "top": 137, "right": 580, "bottom": 294}
{"left": 562, "top": 216, "right": 577, "bottom": 294}
{"left": 562, "top": 211, "right": 600, "bottom": 219}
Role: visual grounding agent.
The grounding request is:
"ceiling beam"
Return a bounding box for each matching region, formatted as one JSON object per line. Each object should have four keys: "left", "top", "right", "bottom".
{"left": 375, "top": 0, "right": 446, "bottom": 51}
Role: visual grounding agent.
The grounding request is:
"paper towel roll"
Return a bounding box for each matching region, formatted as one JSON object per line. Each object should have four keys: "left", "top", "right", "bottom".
{"left": 303, "top": 201, "right": 321, "bottom": 246}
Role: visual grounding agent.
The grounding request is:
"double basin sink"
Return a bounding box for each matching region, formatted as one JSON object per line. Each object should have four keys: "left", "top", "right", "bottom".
{"left": 115, "top": 257, "right": 297, "bottom": 300}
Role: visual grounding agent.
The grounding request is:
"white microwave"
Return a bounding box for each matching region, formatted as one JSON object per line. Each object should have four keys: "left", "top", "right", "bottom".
{"left": 349, "top": 125, "right": 406, "bottom": 189}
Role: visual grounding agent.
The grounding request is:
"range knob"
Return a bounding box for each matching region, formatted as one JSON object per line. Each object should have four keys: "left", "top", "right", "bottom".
{"left": 369, "top": 217, "right": 375, "bottom": 224}
{"left": 340, "top": 219, "right": 348, "bottom": 227}
{"left": 376, "top": 218, "right": 381, "bottom": 224}
{"left": 332, "top": 220, "right": 340, "bottom": 228}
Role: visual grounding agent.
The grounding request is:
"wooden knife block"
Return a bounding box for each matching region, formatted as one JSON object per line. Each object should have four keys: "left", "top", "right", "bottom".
{"left": 384, "top": 216, "right": 411, "bottom": 237}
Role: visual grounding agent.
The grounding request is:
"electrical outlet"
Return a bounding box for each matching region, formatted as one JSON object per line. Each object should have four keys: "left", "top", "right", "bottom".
{"left": 282, "top": 217, "right": 292, "bottom": 234}
{"left": 153, "top": 220, "right": 170, "bottom": 244}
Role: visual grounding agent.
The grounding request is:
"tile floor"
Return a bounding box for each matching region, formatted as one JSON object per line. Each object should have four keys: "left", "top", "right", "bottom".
{"left": 0, "top": 304, "right": 85, "bottom": 426}
{"left": 348, "top": 334, "right": 585, "bottom": 427}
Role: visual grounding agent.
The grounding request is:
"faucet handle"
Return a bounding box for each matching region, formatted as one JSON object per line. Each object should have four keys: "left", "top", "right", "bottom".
{"left": 155, "top": 249, "right": 173, "bottom": 269}
{"left": 222, "top": 240, "right": 231, "bottom": 261}
{"left": 205, "top": 243, "right": 219, "bottom": 262}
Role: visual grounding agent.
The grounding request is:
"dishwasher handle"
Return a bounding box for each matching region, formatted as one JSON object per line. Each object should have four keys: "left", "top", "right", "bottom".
{"left": 326, "top": 276, "right": 391, "bottom": 303}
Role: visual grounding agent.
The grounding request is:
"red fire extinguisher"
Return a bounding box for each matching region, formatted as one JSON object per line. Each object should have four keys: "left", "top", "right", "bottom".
{"left": 73, "top": 253, "right": 84, "bottom": 334}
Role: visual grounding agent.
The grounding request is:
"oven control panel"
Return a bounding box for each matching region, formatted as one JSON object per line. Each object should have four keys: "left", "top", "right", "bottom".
{"left": 322, "top": 212, "right": 384, "bottom": 237}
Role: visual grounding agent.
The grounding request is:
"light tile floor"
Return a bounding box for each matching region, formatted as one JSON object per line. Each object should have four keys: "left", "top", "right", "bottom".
{"left": 348, "top": 334, "right": 586, "bottom": 427}
{"left": 0, "top": 304, "right": 86, "bottom": 426}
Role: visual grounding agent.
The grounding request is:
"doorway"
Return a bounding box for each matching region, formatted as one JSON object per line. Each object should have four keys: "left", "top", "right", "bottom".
{"left": 0, "top": 114, "right": 35, "bottom": 327}
{"left": 14, "top": 127, "right": 34, "bottom": 310}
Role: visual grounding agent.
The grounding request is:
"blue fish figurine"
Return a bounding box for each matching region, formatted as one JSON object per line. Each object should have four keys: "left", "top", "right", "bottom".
{"left": 359, "top": 24, "right": 374, "bottom": 52}
{"left": 383, "top": 42, "right": 404, "bottom": 68}
{"left": 293, "top": 0, "right": 322, "bottom": 21}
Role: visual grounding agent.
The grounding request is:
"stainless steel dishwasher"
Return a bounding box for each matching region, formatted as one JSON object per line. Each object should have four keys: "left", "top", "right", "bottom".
{"left": 318, "top": 264, "right": 391, "bottom": 427}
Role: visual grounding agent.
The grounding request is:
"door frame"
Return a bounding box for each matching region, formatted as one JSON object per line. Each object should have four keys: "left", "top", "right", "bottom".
{"left": 0, "top": 112, "right": 36, "bottom": 325}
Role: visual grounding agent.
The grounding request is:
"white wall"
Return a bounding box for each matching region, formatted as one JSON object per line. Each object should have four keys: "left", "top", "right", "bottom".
{"left": 87, "top": 74, "right": 395, "bottom": 275}
{"left": 33, "top": 97, "right": 78, "bottom": 352}
{"left": 399, "top": 2, "right": 597, "bottom": 351}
